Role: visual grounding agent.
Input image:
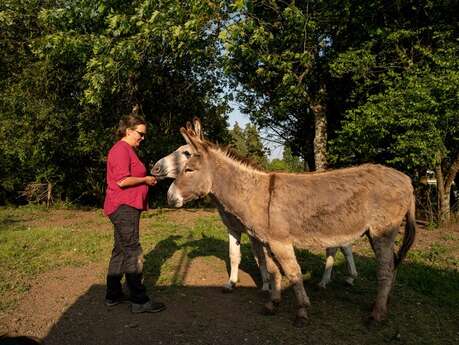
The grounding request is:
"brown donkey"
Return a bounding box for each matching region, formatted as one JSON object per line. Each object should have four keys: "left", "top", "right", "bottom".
{"left": 152, "top": 119, "right": 271, "bottom": 292}
{"left": 152, "top": 119, "right": 357, "bottom": 291}
{"left": 168, "top": 121, "right": 416, "bottom": 326}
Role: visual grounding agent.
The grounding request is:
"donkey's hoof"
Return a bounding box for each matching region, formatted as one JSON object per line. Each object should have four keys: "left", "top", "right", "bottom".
{"left": 364, "top": 316, "right": 379, "bottom": 330}
{"left": 294, "top": 316, "right": 308, "bottom": 328}
{"left": 262, "top": 302, "right": 277, "bottom": 316}
{"left": 317, "top": 281, "right": 328, "bottom": 289}
{"left": 258, "top": 289, "right": 271, "bottom": 299}
{"left": 364, "top": 314, "right": 386, "bottom": 330}
{"left": 344, "top": 277, "right": 355, "bottom": 286}
{"left": 222, "top": 283, "right": 235, "bottom": 293}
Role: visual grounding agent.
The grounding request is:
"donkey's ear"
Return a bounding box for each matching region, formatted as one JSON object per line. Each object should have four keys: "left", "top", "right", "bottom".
{"left": 180, "top": 127, "right": 199, "bottom": 153}
{"left": 192, "top": 117, "right": 203, "bottom": 140}
{"left": 186, "top": 121, "right": 193, "bottom": 131}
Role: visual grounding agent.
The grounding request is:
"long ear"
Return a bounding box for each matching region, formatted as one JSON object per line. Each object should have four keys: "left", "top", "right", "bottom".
{"left": 192, "top": 117, "right": 203, "bottom": 140}
{"left": 180, "top": 127, "right": 200, "bottom": 153}
{"left": 186, "top": 121, "right": 193, "bottom": 131}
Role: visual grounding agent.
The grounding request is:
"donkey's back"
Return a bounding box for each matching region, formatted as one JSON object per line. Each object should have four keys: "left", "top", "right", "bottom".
{"left": 268, "top": 164, "right": 413, "bottom": 247}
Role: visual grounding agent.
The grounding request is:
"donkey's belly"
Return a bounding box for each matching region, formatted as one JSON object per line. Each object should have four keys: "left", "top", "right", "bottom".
{"left": 289, "top": 219, "right": 368, "bottom": 248}
{"left": 294, "top": 231, "right": 363, "bottom": 248}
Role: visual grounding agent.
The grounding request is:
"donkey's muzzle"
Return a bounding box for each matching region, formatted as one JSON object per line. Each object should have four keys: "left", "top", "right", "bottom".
{"left": 151, "top": 161, "right": 162, "bottom": 176}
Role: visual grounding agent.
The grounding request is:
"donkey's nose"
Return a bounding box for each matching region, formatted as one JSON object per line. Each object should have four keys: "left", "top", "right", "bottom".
{"left": 151, "top": 162, "right": 161, "bottom": 176}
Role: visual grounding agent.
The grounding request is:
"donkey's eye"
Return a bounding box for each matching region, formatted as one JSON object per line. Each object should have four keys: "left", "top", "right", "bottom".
{"left": 183, "top": 151, "right": 191, "bottom": 158}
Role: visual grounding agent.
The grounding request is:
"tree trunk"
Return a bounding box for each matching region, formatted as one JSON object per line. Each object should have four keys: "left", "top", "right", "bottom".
{"left": 435, "top": 152, "right": 459, "bottom": 223}
{"left": 439, "top": 191, "right": 451, "bottom": 222}
{"left": 311, "top": 103, "right": 328, "bottom": 171}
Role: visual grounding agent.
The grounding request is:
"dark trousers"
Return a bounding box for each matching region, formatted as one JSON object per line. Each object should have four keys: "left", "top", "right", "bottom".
{"left": 106, "top": 205, "right": 149, "bottom": 304}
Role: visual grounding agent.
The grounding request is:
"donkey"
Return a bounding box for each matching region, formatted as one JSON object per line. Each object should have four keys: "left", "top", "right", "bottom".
{"left": 151, "top": 120, "right": 271, "bottom": 292}
{"left": 152, "top": 120, "right": 358, "bottom": 289}
{"left": 167, "top": 121, "right": 416, "bottom": 326}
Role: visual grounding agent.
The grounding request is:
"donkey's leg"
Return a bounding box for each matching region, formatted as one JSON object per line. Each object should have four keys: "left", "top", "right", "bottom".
{"left": 262, "top": 246, "right": 283, "bottom": 315}
{"left": 340, "top": 245, "right": 358, "bottom": 286}
{"left": 269, "top": 241, "right": 310, "bottom": 326}
{"left": 369, "top": 229, "right": 398, "bottom": 322}
{"left": 223, "top": 230, "right": 242, "bottom": 292}
{"left": 318, "top": 246, "right": 338, "bottom": 288}
{"left": 249, "top": 235, "right": 271, "bottom": 291}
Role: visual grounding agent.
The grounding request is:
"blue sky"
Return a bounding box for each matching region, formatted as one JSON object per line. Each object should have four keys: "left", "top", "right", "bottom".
{"left": 227, "top": 103, "right": 284, "bottom": 160}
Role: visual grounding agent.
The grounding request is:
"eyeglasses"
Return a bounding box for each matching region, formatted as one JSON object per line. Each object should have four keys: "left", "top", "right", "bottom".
{"left": 135, "top": 130, "right": 146, "bottom": 138}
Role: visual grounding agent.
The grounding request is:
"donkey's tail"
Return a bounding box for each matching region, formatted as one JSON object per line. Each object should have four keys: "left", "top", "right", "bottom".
{"left": 394, "top": 194, "right": 417, "bottom": 268}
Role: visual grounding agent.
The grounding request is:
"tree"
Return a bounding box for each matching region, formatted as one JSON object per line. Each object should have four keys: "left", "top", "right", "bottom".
{"left": 229, "top": 122, "right": 268, "bottom": 167}
{"left": 245, "top": 123, "right": 269, "bottom": 167}
{"left": 0, "top": 0, "right": 231, "bottom": 204}
{"left": 267, "top": 158, "right": 287, "bottom": 171}
{"left": 282, "top": 146, "right": 304, "bottom": 172}
{"left": 326, "top": 0, "right": 458, "bottom": 222}
{"left": 330, "top": 34, "right": 458, "bottom": 222}
{"left": 221, "top": 0, "right": 337, "bottom": 171}
{"left": 230, "top": 122, "right": 248, "bottom": 156}
{"left": 0, "top": 0, "right": 74, "bottom": 203}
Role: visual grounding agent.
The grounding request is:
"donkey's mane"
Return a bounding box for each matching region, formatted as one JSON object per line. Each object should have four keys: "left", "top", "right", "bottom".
{"left": 225, "top": 147, "right": 266, "bottom": 171}
{"left": 197, "top": 136, "right": 380, "bottom": 177}
{"left": 199, "top": 139, "right": 266, "bottom": 172}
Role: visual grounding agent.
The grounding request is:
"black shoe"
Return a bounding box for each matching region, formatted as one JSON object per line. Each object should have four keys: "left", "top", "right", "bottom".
{"left": 104, "top": 294, "right": 129, "bottom": 307}
{"left": 130, "top": 301, "right": 166, "bottom": 313}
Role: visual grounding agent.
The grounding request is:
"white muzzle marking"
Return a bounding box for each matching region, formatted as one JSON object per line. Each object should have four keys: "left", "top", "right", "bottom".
{"left": 167, "top": 183, "right": 184, "bottom": 207}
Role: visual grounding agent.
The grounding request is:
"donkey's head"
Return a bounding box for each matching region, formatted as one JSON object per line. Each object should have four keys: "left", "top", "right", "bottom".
{"left": 151, "top": 117, "right": 204, "bottom": 180}
{"left": 151, "top": 144, "right": 192, "bottom": 179}
{"left": 167, "top": 120, "right": 213, "bottom": 207}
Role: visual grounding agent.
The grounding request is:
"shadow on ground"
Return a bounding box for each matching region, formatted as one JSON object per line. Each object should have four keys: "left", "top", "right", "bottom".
{"left": 39, "top": 235, "right": 459, "bottom": 345}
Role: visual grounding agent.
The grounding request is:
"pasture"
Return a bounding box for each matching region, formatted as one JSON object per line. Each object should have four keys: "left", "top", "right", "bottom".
{"left": 0, "top": 206, "right": 458, "bottom": 345}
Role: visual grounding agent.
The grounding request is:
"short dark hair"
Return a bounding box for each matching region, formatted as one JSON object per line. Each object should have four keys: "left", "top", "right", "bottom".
{"left": 116, "top": 114, "right": 146, "bottom": 139}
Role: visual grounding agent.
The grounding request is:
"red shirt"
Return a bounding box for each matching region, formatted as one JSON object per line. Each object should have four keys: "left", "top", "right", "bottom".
{"left": 103, "top": 140, "right": 149, "bottom": 216}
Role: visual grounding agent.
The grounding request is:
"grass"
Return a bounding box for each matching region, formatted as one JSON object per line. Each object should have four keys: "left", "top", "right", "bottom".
{"left": 0, "top": 207, "right": 109, "bottom": 311}
{"left": 0, "top": 206, "right": 458, "bottom": 344}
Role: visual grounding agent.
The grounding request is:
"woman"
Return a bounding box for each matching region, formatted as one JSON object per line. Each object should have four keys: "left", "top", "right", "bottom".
{"left": 103, "top": 113, "right": 166, "bottom": 313}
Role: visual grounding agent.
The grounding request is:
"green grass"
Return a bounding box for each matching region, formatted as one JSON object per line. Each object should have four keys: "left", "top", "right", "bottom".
{"left": 0, "top": 208, "right": 110, "bottom": 311}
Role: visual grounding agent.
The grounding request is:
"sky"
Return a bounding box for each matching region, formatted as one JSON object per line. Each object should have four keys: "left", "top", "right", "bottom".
{"left": 227, "top": 102, "right": 284, "bottom": 160}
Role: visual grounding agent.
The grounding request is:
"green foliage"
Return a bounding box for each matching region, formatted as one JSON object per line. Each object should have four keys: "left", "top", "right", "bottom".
{"left": 282, "top": 146, "right": 304, "bottom": 172}
{"left": 267, "top": 146, "right": 303, "bottom": 172}
{"left": 221, "top": 0, "right": 329, "bottom": 164}
{"left": 267, "top": 158, "right": 287, "bottom": 171}
{"left": 222, "top": 0, "right": 458, "bottom": 177}
{"left": 229, "top": 122, "right": 268, "bottom": 167}
{"left": 1, "top": 0, "right": 458, "bottom": 209}
{"left": 0, "top": 0, "right": 230, "bottom": 205}
{"left": 330, "top": 32, "right": 459, "bottom": 176}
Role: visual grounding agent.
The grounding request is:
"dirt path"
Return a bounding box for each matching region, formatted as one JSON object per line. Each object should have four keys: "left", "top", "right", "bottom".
{"left": 1, "top": 254, "right": 264, "bottom": 345}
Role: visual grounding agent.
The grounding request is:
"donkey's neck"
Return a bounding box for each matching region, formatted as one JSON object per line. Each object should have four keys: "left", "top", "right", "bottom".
{"left": 208, "top": 150, "right": 270, "bottom": 233}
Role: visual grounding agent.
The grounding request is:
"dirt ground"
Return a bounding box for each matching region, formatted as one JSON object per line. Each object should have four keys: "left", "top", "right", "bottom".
{"left": 1, "top": 258, "right": 266, "bottom": 345}
{"left": 1, "top": 209, "right": 458, "bottom": 345}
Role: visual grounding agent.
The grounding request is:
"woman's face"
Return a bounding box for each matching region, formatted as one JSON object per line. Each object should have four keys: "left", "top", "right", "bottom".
{"left": 125, "top": 124, "right": 147, "bottom": 148}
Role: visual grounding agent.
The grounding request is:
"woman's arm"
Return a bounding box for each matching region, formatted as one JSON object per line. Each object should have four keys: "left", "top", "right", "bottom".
{"left": 117, "top": 176, "right": 157, "bottom": 188}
